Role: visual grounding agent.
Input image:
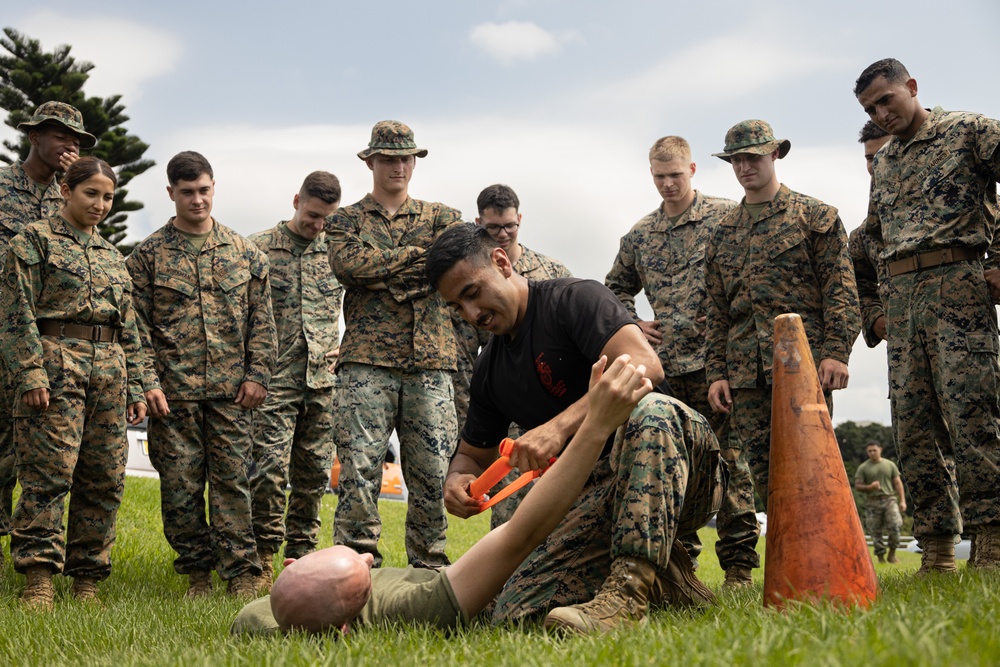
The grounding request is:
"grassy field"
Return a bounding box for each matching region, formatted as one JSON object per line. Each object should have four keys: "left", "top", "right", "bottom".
{"left": 1, "top": 476, "right": 998, "bottom": 667}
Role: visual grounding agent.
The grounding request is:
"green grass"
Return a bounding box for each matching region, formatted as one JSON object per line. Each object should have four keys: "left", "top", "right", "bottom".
{"left": 1, "top": 477, "right": 998, "bottom": 666}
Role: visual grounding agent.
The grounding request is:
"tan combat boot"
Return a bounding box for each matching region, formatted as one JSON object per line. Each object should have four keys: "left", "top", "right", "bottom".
{"left": 226, "top": 572, "right": 258, "bottom": 598}
{"left": 654, "top": 541, "right": 716, "bottom": 607}
{"left": 21, "top": 566, "right": 55, "bottom": 611}
{"left": 72, "top": 576, "right": 100, "bottom": 602}
{"left": 185, "top": 570, "right": 213, "bottom": 598}
{"left": 722, "top": 566, "right": 754, "bottom": 590}
{"left": 887, "top": 548, "right": 899, "bottom": 564}
{"left": 916, "top": 535, "right": 958, "bottom": 575}
{"left": 543, "top": 557, "right": 657, "bottom": 634}
{"left": 972, "top": 526, "right": 999, "bottom": 569}
{"left": 256, "top": 548, "right": 275, "bottom": 593}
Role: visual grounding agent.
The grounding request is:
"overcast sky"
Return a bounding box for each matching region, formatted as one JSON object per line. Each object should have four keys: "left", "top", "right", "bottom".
{"left": 5, "top": 0, "right": 999, "bottom": 426}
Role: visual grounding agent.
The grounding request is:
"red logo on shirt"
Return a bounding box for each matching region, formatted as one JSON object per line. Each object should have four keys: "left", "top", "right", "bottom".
{"left": 536, "top": 353, "right": 567, "bottom": 398}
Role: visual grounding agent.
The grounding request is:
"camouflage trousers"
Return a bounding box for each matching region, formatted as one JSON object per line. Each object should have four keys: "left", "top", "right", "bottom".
{"left": 148, "top": 399, "right": 261, "bottom": 580}
{"left": 864, "top": 495, "right": 902, "bottom": 556}
{"left": 729, "top": 386, "right": 833, "bottom": 511}
{"left": 492, "top": 393, "right": 722, "bottom": 623}
{"left": 250, "top": 385, "right": 335, "bottom": 559}
{"left": 333, "top": 363, "right": 456, "bottom": 569}
{"left": 0, "top": 361, "right": 14, "bottom": 537}
{"left": 11, "top": 338, "right": 127, "bottom": 580}
{"left": 669, "top": 369, "right": 759, "bottom": 571}
{"left": 883, "top": 262, "right": 1000, "bottom": 537}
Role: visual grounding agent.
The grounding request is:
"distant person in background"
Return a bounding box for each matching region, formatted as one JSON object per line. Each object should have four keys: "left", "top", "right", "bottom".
{"left": 127, "top": 151, "right": 276, "bottom": 598}
{"left": 452, "top": 183, "right": 571, "bottom": 529}
{"left": 606, "top": 135, "right": 759, "bottom": 589}
{"left": 248, "top": 171, "right": 343, "bottom": 592}
{"left": 0, "top": 101, "right": 90, "bottom": 573}
{"left": 855, "top": 57, "right": 1000, "bottom": 572}
{"left": 1, "top": 157, "right": 147, "bottom": 609}
{"left": 855, "top": 441, "right": 906, "bottom": 563}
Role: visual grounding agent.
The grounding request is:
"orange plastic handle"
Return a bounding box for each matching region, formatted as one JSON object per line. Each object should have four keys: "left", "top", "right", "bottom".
{"left": 468, "top": 438, "right": 517, "bottom": 501}
{"left": 479, "top": 455, "right": 557, "bottom": 510}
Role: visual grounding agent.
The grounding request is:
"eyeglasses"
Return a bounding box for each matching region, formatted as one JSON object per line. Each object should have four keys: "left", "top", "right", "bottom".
{"left": 483, "top": 223, "right": 519, "bottom": 236}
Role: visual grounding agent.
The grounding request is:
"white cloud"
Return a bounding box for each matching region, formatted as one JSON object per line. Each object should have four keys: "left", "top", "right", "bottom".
{"left": 469, "top": 21, "right": 581, "bottom": 64}
{"left": 16, "top": 10, "right": 182, "bottom": 102}
{"left": 578, "top": 36, "right": 845, "bottom": 118}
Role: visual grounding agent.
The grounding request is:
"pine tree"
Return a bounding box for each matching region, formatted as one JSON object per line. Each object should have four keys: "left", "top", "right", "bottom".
{"left": 0, "top": 27, "right": 154, "bottom": 252}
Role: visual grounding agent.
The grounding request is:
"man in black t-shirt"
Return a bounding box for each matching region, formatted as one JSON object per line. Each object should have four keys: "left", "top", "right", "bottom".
{"left": 427, "top": 224, "right": 723, "bottom": 634}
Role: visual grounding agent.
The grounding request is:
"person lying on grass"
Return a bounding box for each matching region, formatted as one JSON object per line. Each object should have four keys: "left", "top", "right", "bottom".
{"left": 233, "top": 354, "right": 661, "bottom": 634}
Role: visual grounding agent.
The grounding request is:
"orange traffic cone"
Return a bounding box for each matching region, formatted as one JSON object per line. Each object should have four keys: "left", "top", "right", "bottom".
{"left": 763, "top": 313, "right": 878, "bottom": 609}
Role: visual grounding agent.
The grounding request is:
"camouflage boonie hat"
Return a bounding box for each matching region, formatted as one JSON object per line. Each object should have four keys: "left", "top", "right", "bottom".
{"left": 357, "top": 120, "right": 428, "bottom": 160}
{"left": 713, "top": 119, "right": 790, "bottom": 163}
{"left": 17, "top": 101, "right": 98, "bottom": 149}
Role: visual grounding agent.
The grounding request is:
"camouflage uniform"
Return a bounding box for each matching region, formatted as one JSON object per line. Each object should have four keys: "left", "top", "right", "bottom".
{"left": 848, "top": 222, "right": 889, "bottom": 349}
{"left": 248, "top": 223, "right": 341, "bottom": 559}
{"left": 453, "top": 245, "right": 571, "bottom": 529}
{"left": 0, "top": 162, "right": 63, "bottom": 541}
{"left": 866, "top": 107, "right": 1000, "bottom": 538}
{"left": 705, "top": 184, "right": 860, "bottom": 502}
{"left": 493, "top": 393, "right": 722, "bottom": 622}
{"left": 1, "top": 217, "right": 147, "bottom": 579}
{"left": 854, "top": 457, "right": 904, "bottom": 557}
{"left": 606, "top": 191, "right": 759, "bottom": 572}
{"left": 326, "top": 194, "right": 461, "bottom": 568}
{"left": 126, "top": 220, "right": 275, "bottom": 580}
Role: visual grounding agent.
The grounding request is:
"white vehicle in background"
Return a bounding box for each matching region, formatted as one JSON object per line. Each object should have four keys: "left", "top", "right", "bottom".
{"left": 125, "top": 419, "right": 155, "bottom": 478}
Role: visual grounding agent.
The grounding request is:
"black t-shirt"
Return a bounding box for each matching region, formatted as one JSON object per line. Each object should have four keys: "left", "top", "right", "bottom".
{"left": 462, "top": 278, "right": 636, "bottom": 448}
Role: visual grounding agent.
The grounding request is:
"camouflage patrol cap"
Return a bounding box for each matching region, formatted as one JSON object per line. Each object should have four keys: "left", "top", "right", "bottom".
{"left": 357, "top": 120, "right": 428, "bottom": 160}
{"left": 17, "top": 101, "right": 98, "bottom": 149}
{"left": 713, "top": 119, "right": 790, "bottom": 163}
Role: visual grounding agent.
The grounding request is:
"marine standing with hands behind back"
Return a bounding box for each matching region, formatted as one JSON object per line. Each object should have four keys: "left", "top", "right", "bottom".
{"left": 1, "top": 157, "right": 149, "bottom": 609}
{"left": 0, "top": 101, "right": 88, "bottom": 571}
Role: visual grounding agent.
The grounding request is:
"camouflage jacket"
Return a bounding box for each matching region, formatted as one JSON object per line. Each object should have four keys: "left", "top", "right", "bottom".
{"left": 0, "top": 217, "right": 148, "bottom": 405}
{"left": 606, "top": 191, "right": 736, "bottom": 376}
{"left": 705, "top": 184, "right": 860, "bottom": 389}
{"left": 848, "top": 221, "right": 887, "bottom": 348}
{"left": 455, "top": 244, "right": 572, "bottom": 369}
{"left": 326, "top": 194, "right": 461, "bottom": 371}
{"left": 0, "top": 161, "right": 63, "bottom": 260}
{"left": 126, "top": 219, "right": 276, "bottom": 399}
{"left": 866, "top": 107, "right": 1000, "bottom": 269}
{"left": 249, "top": 223, "right": 342, "bottom": 390}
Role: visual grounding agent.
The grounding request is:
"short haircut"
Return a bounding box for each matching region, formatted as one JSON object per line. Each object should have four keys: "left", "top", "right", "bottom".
{"left": 866, "top": 440, "right": 882, "bottom": 448}
{"left": 167, "top": 151, "right": 213, "bottom": 185}
{"left": 649, "top": 136, "right": 692, "bottom": 163}
{"left": 854, "top": 58, "right": 910, "bottom": 97}
{"left": 300, "top": 170, "right": 341, "bottom": 204}
{"left": 476, "top": 184, "right": 519, "bottom": 216}
{"left": 859, "top": 120, "right": 890, "bottom": 144}
{"left": 426, "top": 223, "right": 500, "bottom": 288}
{"left": 64, "top": 156, "right": 117, "bottom": 190}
